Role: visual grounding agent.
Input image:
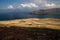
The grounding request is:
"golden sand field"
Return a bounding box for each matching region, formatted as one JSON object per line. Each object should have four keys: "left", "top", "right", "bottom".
{"left": 0, "top": 18, "right": 60, "bottom": 29}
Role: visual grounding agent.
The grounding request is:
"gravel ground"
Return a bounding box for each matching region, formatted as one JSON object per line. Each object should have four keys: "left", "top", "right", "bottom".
{"left": 0, "top": 27, "right": 60, "bottom": 40}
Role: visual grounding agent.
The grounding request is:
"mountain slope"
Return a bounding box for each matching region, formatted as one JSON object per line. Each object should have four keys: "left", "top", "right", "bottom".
{"left": 0, "top": 18, "right": 60, "bottom": 29}
{"left": 31, "top": 8, "right": 60, "bottom": 15}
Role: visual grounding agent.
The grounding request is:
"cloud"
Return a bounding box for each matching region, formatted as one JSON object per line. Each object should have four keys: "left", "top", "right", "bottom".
{"left": 45, "top": 3, "right": 56, "bottom": 8}
{"left": 8, "top": 5, "right": 14, "bottom": 9}
{"left": 31, "top": 0, "right": 57, "bottom": 9}
{"left": 33, "top": 0, "right": 47, "bottom": 4}
{"left": 18, "top": 3, "right": 38, "bottom": 8}
{"left": 33, "top": 0, "right": 42, "bottom": 3}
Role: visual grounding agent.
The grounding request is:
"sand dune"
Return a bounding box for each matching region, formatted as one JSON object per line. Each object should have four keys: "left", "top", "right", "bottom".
{"left": 0, "top": 18, "right": 60, "bottom": 29}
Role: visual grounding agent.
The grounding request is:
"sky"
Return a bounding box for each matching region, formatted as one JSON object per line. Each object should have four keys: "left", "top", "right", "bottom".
{"left": 0, "top": 0, "right": 60, "bottom": 10}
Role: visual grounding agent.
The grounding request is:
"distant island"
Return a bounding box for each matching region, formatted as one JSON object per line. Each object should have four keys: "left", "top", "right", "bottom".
{"left": 31, "top": 8, "right": 60, "bottom": 14}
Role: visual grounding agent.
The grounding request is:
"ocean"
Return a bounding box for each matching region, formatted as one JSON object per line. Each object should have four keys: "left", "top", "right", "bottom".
{"left": 0, "top": 12, "right": 60, "bottom": 20}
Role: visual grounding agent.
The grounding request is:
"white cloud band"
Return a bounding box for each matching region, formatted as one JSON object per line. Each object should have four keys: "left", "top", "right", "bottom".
{"left": 18, "top": 3, "right": 38, "bottom": 8}
{"left": 8, "top": 5, "right": 14, "bottom": 9}
{"left": 45, "top": 3, "right": 56, "bottom": 8}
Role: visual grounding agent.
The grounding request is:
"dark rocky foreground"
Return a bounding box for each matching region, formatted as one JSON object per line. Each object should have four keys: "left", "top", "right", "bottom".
{"left": 0, "top": 27, "right": 60, "bottom": 40}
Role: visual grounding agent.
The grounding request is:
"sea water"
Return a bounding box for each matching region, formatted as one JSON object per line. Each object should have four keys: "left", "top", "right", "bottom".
{"left": 0, "top": 12, "right": 60, "bottom": 20}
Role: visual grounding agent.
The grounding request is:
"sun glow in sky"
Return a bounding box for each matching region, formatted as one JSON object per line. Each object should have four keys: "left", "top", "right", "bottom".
{"left": 0, "top": 0, "right": 60, "bottom": 10}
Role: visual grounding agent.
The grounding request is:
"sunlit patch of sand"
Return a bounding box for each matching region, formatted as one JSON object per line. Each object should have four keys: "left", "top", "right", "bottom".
{"left": 0, "top": 18, "right": 60, "bottom": 29}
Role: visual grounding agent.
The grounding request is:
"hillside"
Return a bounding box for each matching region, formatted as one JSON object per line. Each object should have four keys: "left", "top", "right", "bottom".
{"left": 31, "top": 8, "right": 60, "bottom": 15}
{"left": 0, "top": 18, "right": 60, "bottom": 29}
{"left": 0, "top": 27, "right": 60, "bottom": 40}
{"left": 0, "top": 18, "right": 60, "bottom": 40}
